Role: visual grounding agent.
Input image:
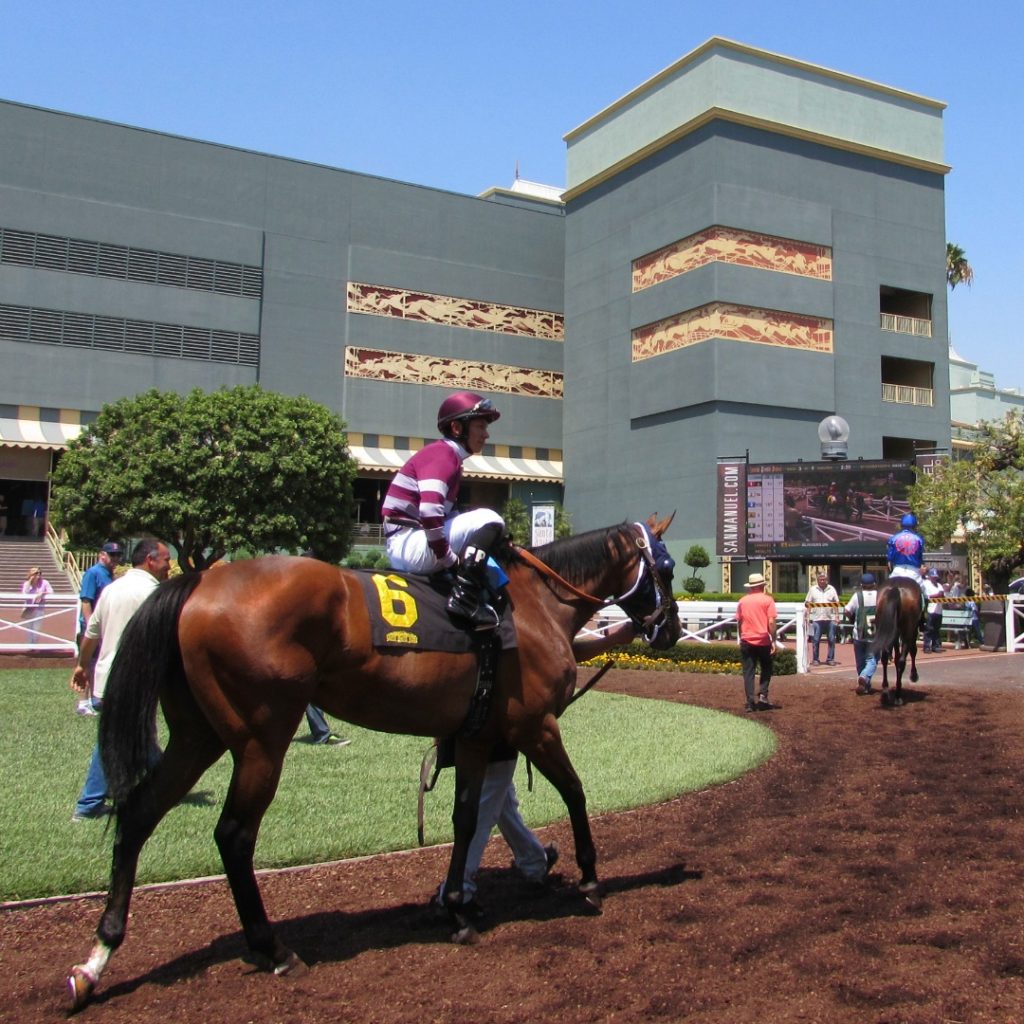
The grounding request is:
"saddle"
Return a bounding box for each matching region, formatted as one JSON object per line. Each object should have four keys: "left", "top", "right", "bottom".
{"left": 353, "top": 569, "right": 516, "bottom": 653}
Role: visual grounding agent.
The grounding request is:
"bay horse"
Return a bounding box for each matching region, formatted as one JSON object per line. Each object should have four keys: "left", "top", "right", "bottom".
{"left": 871, "top": 577, "right": 921, "bottom": 706}
{"left": 67, "top": 515, "right": 681, "bottom": 1009}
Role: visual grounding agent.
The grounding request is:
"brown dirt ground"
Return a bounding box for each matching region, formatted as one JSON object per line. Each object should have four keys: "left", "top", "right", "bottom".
{"left": 3, "top": 652, "right": 1023, "bottom": 1024}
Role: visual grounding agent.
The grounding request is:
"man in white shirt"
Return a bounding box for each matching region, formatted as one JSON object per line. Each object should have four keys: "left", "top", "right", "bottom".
{"left": 804, "top": 571, "right": 840, "bottom": 665}
{"left": 70, "top": 538, "right": 171, "bottom": 821}
{"left": 921, "top": 568, "right": 946, "bottom": 654}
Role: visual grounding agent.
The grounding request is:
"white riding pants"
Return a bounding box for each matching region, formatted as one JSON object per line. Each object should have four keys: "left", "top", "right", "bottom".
{"left": 386, "top": 507, "right": 503, "bottom": 574}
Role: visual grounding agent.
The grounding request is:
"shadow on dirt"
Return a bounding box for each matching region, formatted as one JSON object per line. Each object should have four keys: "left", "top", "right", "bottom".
{"left": 81, "top": 862, "right": 703, "bottom": 1006}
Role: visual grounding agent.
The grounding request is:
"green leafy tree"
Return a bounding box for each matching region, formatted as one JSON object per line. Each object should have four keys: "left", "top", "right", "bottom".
{"left": 946, "top": 242, "right": 975, "bottom": 290}
{"left": 554, "top": 502, "right": 573, "bottom": 539}
{"left": 51, "top": 386, "right": 357, "bottom": 570}
{"left": 909, "top": 411, "right": 1024, "bottom": 589}
{"left": 500, "top": 498, "right": 530, "bottom": 544}
{"left": 499, "top": 498, "right": 572, "bottom": 544}
{"left": 682, "top": 544, "right": 710, "bottom": 594}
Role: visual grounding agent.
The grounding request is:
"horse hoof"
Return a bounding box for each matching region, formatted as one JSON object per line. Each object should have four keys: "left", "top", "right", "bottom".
{"left": 580, "top": 883, "right": 603, "bottom": 913}
{"left": 67, "top": 964, "right": 96, "bottom": 1011}
{"left": 450, "top": 923, "right": 480, "bottom": 945}
{"left": 894, "top": 697, "right": 904, "bottom": 707}
{"left": 274, "top": 951, "right": 308, "bottom": 977}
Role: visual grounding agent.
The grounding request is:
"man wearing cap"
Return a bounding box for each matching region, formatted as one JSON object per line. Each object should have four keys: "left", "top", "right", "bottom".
{"left": 76, "top": 541, "right": 123, "bottom": 714}
{"left": 921, "top": 569, "right": 946, "bottom": 653}
{"left": 736, "top": 572, "right": 779, "bottom": 712}
{"left": 845, "top": 573, "right": 879, "bottom": 694}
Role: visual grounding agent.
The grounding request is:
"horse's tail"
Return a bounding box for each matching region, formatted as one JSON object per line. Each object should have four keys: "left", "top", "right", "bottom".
{"left": 99, "top": 572, "right": 204, "bottom": 805}
{"left": 871, "top": 585, "right": 900, "bottom": 661}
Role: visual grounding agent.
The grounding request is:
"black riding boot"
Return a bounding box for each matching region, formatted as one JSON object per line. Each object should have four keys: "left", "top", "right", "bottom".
{"left": 446, "top": 524, "right": 504, "bottom": 631}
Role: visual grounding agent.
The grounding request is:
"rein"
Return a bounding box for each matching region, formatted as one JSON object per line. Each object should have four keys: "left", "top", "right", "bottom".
{"left": 513, "top": 522, "right": 675, "bottom": 645}
{"left": 511, "top": 523, "right": 650, "bottom": 609}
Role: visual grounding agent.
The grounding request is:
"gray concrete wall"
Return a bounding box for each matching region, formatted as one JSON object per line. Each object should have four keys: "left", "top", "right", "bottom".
{"left": 563, "top": 122, "right": 950, "bottom": 581}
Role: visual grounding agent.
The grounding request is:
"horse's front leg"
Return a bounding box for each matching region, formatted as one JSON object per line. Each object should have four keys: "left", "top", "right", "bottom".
{"left": 444, "top": 746, "right": 488, "bottom": 944}
{"left": 523, "top": 714, "right": 600, "bottom": 911}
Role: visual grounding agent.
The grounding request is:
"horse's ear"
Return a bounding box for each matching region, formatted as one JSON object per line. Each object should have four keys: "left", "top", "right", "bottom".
{"left": 648, "top": 511, "right": 676, "bottom": 538}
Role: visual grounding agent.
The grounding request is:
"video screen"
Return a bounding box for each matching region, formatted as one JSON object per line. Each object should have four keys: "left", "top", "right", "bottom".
{"left": 745, "top": 459, "right": 914, "bottom": 558}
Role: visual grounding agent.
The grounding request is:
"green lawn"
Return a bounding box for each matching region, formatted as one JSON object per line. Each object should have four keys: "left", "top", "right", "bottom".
{"left": 0, "top": 668, "right": 776, "bottom": 902}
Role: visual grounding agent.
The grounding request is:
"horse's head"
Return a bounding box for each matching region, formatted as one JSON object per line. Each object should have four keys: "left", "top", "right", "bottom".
{"left": 617, "top": 513, "right": 682, "bottom": 651}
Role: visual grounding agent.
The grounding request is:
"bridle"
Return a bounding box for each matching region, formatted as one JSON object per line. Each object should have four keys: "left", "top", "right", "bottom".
{"left": 513, "top": 522, "right": 677, "bottom": 644}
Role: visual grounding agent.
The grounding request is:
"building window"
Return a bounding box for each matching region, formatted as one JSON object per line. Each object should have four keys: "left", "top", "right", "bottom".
{"left": 879, "top": 286, "right": 932, "bottom": 337}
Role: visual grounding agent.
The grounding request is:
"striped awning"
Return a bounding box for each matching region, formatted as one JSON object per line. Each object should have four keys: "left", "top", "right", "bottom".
{"left": 0, "top": 406, "right": 85, "bottom": 449}
{"left": 349, "top": 444, "right": 563, "bottom": 483}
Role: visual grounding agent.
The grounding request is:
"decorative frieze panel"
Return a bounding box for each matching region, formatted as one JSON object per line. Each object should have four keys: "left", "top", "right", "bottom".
{"left": 347, "top": 282, "right": 564, "bottom": 340}
{"left": 632, "top": 303, "right": 833, "bottom": 361}
{"left": 632, "top": 227, "right": 832, "bottom": 292}
{"left": 344, "top": 347, "right": 563, "bottom": 399}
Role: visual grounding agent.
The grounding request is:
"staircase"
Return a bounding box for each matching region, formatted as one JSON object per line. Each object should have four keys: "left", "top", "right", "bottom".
{"left": 0, "top": 536, "right": 76, "bottom": 594}
{"left": 0, "top": 536, "right": 78, "bottom": 654}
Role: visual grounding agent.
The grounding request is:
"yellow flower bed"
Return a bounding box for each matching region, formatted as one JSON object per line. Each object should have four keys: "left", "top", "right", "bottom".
{"left": 581, "top": 651, "right": 741, "bottom": 674}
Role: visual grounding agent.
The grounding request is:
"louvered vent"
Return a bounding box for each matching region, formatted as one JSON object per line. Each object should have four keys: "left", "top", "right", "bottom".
{"left": 0, "top": 302, "right": 259, "bottom": 367}
{"left": 0, "top": 226, "right": 263, "bottom": 299}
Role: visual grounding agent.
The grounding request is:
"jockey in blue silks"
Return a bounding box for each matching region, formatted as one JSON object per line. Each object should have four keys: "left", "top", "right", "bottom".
{"left": 887, "top": 513, "right": 925, "bottom": 582}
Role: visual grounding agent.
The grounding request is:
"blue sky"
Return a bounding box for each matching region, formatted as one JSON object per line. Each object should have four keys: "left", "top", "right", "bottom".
{"left": 4, "top": 1, "right": 1021, "bottom": 392}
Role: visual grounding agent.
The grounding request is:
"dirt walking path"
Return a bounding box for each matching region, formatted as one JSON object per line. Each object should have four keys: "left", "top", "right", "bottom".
{"left": 3, "top": 655, "right": 1023, "bottom": 1023}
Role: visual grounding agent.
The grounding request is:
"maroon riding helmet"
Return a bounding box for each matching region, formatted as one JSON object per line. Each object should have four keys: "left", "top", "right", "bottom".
{"left": 436, "top": 391, "right": 501, "bottom": 434}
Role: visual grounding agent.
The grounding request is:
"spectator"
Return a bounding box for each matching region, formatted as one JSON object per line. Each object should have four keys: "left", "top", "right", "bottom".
{"left": 946, "top": 571, "right": 963, "bottom": 598}
{"left": 736, "top": 572, "right": 778, "bottom": 712}
{"left": 0, "top": 493, "right": 8, "bottom": 535}
{"left": 75, "top": 541, "right": 123, "bottom": 715}
{"left": 844, "top": 572, "right": 879, "bottom": 695}
{"left": 964, "top": 588, "right": 984, "bottom": 648}
{"left": 921, "top": 569, "right": 945, "bottom": 653}
{"left": 20, "top": 567, "right": 53, "bottom": 645}
{"left": 804, "top": 570, "right": 839, "bottom": 666}
{"left": 69, "top": 538, "right": 172, "bottom": 821}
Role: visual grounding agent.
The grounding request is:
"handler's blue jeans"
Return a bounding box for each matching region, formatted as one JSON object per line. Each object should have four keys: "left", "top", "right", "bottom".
{"left": 811, "top": 620, "right": 836, "bottom": 662}
{"left": 853, "top": 639, "right": 878, "bottom": 683}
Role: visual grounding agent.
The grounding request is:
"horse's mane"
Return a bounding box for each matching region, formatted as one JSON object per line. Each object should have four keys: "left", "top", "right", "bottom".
{"left": 517, "top": 522, "right": 634, "bottom": 587}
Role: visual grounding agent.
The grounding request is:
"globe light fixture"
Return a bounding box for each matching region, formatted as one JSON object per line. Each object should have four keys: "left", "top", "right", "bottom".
{"left": 818, "top": 415, "right": 850, "bottom": 461}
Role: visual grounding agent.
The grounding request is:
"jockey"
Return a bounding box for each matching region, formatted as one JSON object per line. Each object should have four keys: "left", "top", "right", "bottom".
{"left": 381, "top": 391, "right": 505, "bottom": 631}
{"left": 887, "top": 512, "right": 925, "bottom": 583}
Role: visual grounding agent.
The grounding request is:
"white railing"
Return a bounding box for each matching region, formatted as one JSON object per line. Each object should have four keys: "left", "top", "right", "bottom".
{"left": 880, "top": 312, "right": 932, "bottom": 337}
{"left": 881, "top": 382, "right": 934, "bottom": 407}
{"left": 0, "top": 592, "right": 79, "bottom": 653}
{"left": 577, "top": 599, "right": 805, "bottom": 654}
{"left": 1006, "top": 594, "right": 1024, "bottom": 653}
{"left": 578, "top": 598, "right": 1024, "bottom": 672}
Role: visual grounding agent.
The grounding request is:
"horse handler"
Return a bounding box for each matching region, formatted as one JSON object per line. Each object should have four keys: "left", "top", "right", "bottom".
{"left": 737, "top": 572, "right": 778, "bottom": 712}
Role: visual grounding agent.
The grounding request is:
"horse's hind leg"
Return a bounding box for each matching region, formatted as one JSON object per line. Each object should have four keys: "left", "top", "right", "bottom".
{"left": 214, "top": 738, "right": 305, "bottom": 975}
{"left": 69, "top": 714, "right": 225, "bottom": 1009}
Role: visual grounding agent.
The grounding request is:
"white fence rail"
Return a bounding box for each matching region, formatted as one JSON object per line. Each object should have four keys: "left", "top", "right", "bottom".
{"left": 579, "top": 598, "right": 1023, "bottom": 669}
{"left": 0, "top": 592, "right": 79, "bottom": 654}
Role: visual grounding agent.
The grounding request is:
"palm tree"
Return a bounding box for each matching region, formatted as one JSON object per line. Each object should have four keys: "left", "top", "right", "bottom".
{"left": 947, "top": 242, "right": 975, "bottom": 290}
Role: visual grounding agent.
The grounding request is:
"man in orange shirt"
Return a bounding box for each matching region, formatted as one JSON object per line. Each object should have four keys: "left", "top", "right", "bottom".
{"left": 736, "top": 572, "right": 779, "bottom": 712}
